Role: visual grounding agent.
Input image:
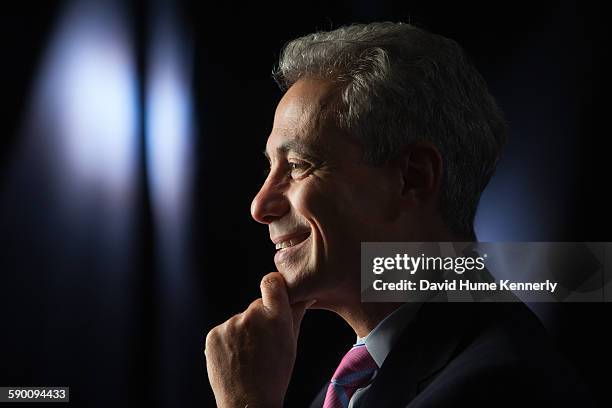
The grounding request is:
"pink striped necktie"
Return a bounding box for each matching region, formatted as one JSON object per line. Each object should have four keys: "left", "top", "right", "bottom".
{"left": 323, "top": 344, "right": 379, "bottom": 408}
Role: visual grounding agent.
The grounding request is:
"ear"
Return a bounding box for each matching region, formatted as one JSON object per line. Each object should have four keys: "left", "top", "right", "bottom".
{"left": 395, "top": 141, "right": 443, "bottom": 208}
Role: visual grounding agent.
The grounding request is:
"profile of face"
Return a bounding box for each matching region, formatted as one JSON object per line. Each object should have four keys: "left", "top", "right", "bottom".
{"left": 250, "top": 78, "right": 416, "bottom": 308}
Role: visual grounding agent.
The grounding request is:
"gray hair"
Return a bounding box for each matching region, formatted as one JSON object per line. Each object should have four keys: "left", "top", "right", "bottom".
{"left": 273, "top": 22, "right": 507, "bottom": 239}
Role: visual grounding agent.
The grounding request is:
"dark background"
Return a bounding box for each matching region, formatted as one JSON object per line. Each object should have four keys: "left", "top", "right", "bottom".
{"left": 0, "top": 0, "right": 609, "bottom": 407}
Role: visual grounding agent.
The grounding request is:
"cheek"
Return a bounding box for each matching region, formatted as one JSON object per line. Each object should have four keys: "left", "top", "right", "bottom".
{"left": 288, "top": 178, "right": 345, "bottom": 226}
{"left": 349, "top": 171, "right": 398, "bottom": 224}
{"left": 287, "top": 177, "right": 381, "bottom": 241}
{"left": 332, "top": 179, "right": 394, "bottom": 226}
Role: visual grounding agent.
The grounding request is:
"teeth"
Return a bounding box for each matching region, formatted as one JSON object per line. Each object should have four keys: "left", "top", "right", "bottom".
{"left": 275, "top": 240, "right": 294, "bottom": 250}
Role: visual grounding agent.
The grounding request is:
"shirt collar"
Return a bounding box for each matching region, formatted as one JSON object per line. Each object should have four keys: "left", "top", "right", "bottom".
{"left": 356, "top": 302, "right": 424, "bottom": 367}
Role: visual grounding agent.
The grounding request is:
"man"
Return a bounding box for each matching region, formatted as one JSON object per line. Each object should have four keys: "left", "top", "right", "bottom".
{"left": 205, "top": 22, "right": 595, "bottom": 407}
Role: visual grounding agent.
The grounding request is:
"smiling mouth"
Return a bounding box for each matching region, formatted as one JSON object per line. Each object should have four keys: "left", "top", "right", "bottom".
{"left": 274, "top": 231, "right": 311, "bottom": 251}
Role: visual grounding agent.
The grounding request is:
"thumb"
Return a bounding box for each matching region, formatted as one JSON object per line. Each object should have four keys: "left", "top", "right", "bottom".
{"left": 260, "top": 272, "right": 290, "bottom": 318}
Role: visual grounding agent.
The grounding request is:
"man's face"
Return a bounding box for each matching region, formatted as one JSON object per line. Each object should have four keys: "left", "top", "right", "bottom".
{"left": 251, "top": 79, "right": 400, "bottom": 306}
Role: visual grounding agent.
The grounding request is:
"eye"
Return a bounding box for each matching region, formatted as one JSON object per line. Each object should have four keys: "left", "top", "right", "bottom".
{"left": 289, "top": 162, "right": 307, "bottom": 170}
{"left": 288, "top": 160, "right": 311, "bottom": 178}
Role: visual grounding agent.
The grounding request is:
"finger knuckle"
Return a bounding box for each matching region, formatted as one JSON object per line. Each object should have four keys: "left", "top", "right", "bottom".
{"left": 231, "top": 312, "right": 243, "bottom": 323}
{"left": 248, "top": 298, "right": 264, "bottom": 310}
{"left": 204, "top": 328, "right": 219, "bottom": 350}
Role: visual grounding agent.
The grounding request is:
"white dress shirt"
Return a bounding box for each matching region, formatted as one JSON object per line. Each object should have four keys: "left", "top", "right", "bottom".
{"left": 347, "top": 302, "right": 424, "bottom": 408}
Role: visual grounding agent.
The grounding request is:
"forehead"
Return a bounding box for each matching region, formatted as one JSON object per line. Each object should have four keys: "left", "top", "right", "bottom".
{"left": 265, "top": 78, "right": 352, "bottom": 158}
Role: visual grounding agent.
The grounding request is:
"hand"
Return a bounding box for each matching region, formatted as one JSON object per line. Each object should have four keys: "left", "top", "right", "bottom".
{"left": 205, "top": 272, "right": 313, "bottom": 408}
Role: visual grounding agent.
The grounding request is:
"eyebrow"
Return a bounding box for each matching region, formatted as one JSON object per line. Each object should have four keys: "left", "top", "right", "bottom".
{"left": 263, "top": 139, "right": 326, "bottom": 163}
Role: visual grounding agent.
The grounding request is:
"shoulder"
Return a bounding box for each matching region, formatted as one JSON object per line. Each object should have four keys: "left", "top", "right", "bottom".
{"left": 409, "top": 303, "right": 597, "bottom": 407}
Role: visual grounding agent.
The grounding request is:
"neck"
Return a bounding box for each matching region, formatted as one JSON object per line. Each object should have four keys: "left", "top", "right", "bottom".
{"left": 331, "top": 227, "right": 470, "bottom": 338}
{"left": 334, "top": 301, "right": 405, "bottom": 338}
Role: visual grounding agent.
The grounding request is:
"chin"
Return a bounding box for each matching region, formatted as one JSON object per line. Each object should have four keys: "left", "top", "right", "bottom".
{"left": 274, "top": 237, "right": 314, "bottom": 300}
{"left": 273, "top": 235, "right": 344, "bottom": 305}
{"left": 278, "top": 265, "right": 317, "bottom": 304}
{"left": 280, "top": 264, "right": 348, "bottom": 309}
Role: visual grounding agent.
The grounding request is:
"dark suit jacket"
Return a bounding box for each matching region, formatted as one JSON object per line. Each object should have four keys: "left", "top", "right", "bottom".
{"left": 309, "top": 302, "right": 597, "bottom": 407}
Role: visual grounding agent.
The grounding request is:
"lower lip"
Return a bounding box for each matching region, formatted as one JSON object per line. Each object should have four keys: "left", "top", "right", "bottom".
{"left": 274, "top": 234, "right": 311, "bottom": 266}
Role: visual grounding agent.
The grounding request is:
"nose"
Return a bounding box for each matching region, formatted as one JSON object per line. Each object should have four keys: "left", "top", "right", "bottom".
{"left": 250, "top": 176, "right": 290, "bottom": 224}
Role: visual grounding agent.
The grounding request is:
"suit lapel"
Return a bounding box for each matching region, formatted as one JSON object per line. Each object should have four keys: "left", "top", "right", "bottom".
{"left": 360, "top": 302, "right": 477, "bottom": 407}
{"left": 309, "top": 381, "right": 328, "bottom": 408}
